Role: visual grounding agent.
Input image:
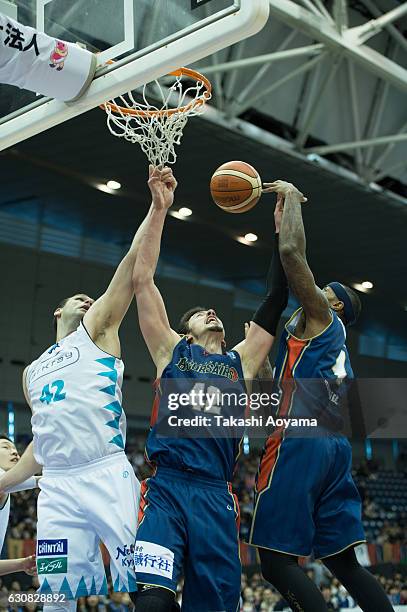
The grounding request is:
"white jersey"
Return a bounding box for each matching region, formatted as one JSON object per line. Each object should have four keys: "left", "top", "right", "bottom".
{"left": 26, "top": 322, "right": 126, "bottom": 468}
{"left": 0, "top": 495, "right": 10, "bottom": 554}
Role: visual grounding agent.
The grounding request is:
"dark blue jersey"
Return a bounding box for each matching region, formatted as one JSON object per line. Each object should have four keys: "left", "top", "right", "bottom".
{"left": 145, "top": 337, "right": 246, "bottom": 481}
{"left": 274, "top": 308, "right": 353, "bottom": 428}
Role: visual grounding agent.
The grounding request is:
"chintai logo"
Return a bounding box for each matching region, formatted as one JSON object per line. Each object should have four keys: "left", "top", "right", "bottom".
{"left": 37, "top": 539, "right": 68, "bottom": 557}
{"left": 37, "top": 557, "right": 67, "bottom": 575}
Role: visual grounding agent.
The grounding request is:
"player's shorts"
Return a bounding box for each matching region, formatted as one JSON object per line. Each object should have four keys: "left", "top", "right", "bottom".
{"left": 135, "top": 467, "right": 241, "bottom": 612}
{"left": 248, "top": 434, "right": 365, "bottom": 559}
{"left": 36, "top": 452, "right": 140, "bottom": 599}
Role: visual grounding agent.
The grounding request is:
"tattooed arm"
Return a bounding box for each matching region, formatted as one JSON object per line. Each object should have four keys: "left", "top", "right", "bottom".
{"left": 264, "top": 180, "right": 331, "bottom": 337}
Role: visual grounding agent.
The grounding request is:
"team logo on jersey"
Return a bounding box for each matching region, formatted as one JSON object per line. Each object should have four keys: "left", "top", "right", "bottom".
{"left": 115, "top": 543, "right": 135, "bottom": 568}
{"left": 28, "top": 347, "right": 80, "bottom": 383}
{"left": 134, "top": 541, "right": 174, "bottom": 579}
{"left": 37, "top": 557, "right": 68, "bottom": 574}
{"left": 37, "top": 539, "right": 68, "bottom": 556}
{"left": 37, "top": 539, "right": 68, "bottom": 574}
{"left": 175, "top": 357, "right": 239, "bottom": 382}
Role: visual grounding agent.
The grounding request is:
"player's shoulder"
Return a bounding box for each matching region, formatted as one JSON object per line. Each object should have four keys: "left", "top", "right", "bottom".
{"left": 225, "top": 348, "right": 241, "bottom": 363}
{"left": 330, "top": 309, "right": 347, "bottom": 339}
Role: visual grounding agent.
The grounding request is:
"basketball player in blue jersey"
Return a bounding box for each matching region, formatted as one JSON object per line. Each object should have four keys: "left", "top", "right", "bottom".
{"left": 131, "top": 167, "right": 294, "bottom": 612}
{"left": 0, "top": 167, "right": 176, "bottom": 612}
{"left": 249, "top": 180, "right": 394, "bottom": 612}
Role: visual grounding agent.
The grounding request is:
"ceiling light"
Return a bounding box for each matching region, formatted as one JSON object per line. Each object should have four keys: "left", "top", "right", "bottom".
{"left": 96, "top": 183, "right": 114, "bottom": 194}
{"left": 236, "top": 235, "right": 257, "bottom": 246}
{"left": 106, "top": 180, "right": 121, "bottom": 190}
{"left": 244, "top": 233, "right": 258, "bottom": 242}
{"left": 178, "top": 207, "right": 192, "bottom": 217}
{"left": 352, "top": 282, "right": 373, "bottom": 294}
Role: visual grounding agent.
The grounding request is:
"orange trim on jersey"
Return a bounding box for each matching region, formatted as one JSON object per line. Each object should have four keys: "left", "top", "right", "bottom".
{"left": 137, "top": 479, "right": 150, "bottom": 527}
{"left": 277, "top": 336, "right": 308, "bottom": 418}
{"left": 256, "top": 435, "right": 282, "bottom": 493}
{"left": 150, "top": 379, "right": 161, "bottom": 428}
{"left": 256, "top": 337, "right": 308, "bottom": 493}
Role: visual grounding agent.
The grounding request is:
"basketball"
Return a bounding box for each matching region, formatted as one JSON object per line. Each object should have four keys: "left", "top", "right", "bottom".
{"left": 210, "top": 161, "right": 262, "bottom": 213}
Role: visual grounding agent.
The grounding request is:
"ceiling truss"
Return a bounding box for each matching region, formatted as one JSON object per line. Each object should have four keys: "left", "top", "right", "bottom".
{"left": 198, "top": 0, "right": 407, "bottom": 190}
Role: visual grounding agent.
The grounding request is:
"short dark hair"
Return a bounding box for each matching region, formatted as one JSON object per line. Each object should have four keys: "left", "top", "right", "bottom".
{"left": 178, "top": 306, "right": 207, "bottom": 335}
{"left": 342, "top": 285, "right": 362, "bottom": 325}
{"left": 53, "top": 297, "right": 71, "bottom": 333}
{"left": 0, "top": 434, "right": 12, "bottom": 443}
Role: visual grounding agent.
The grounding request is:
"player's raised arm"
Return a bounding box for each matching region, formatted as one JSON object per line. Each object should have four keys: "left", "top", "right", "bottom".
{"left": 0, "top": 442, "right": 41, "bottom": 498}
{"left": 264, "top": 180, "right": 331, "bottom": 335}
{"left": 133, "top": 166, "right": 180, "bottom": 374}
{"left": 82, "top": 172, "right": 162, "bottom": 356}
{"left": 234, "top": 197, "right": 289, "bottom": 379}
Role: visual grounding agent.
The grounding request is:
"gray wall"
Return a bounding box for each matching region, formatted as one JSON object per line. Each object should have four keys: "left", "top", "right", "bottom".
{"left": 0, "top": 242, "right": 405, "bottom": 437}
{"left": 0, "top": 243, "right": 256, "bottom": 420}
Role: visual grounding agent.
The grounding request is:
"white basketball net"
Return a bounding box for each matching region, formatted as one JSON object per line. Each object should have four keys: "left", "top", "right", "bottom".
{"left": 102, "top": 71, "right": 211, "bottom": 167}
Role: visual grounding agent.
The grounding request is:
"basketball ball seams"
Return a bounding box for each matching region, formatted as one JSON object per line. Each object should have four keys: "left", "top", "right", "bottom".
{"left": 216, "top": 161, "right": 258, "bottom": 178}
{"left": 210, "top": 160, "right": 262, "bottom": 213}
{"left": 212, "top": 169, "right": 261, "bottom": 190}
{"left": 218, "top": 189, "right": 260, "bottom": 211}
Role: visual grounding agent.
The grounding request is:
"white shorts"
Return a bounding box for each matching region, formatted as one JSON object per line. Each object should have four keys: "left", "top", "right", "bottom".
{"left": 36, "top": 452, "right": 140, "bottom": 599}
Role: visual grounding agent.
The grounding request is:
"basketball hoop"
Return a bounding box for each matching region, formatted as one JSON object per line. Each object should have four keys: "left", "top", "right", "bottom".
{"left": 101, "top": 67, "right": 212, "bottom": 167}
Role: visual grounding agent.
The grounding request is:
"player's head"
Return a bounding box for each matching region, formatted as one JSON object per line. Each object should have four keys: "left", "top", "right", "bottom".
{"left": 53, "top": 293, "right": 94, "bottom": 334}
{"left": 323, "top": 283, "right": 361, "bottom": 326}
{"left": 0, "top": 435, "right": 20, "bottom": 471}
{"left": 178, "top": 306, "right": 225, "bottom": 344}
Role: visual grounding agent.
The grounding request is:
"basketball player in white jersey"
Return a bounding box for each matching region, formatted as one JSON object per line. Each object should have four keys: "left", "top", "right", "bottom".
{"left": 0, "top": 167, "right": 177, "bottom": 611}
{"left": 0, "top": 435, "right": 38, "bottom": 576}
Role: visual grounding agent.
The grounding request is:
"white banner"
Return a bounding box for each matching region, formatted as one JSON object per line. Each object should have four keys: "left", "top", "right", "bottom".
{"left": 0, "top": 12, "right": 96, "bottom": 102}
{"left": 346, "top": 608, "right": 407, "bottom": 611}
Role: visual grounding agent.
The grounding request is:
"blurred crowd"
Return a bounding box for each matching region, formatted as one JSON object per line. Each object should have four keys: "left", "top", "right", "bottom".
{"left": 1, "top": 435, "right": 406, "bottom": 610}
{"left": 240, "top": 569, "right": 407, "bottom": 610}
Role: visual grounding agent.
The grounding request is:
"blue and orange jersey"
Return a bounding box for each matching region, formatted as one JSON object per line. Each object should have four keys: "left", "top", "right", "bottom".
{"left": 275, "top": 307, "right": 353, "bottom": 384}
{"left": 256, "top": 307, "right": 353, "bottom": 493}
{"left": 145, "top": 337, "right": 246, "bottom": 482}
{"left": 273, "top": 307, "right": 354, "bottom": 426}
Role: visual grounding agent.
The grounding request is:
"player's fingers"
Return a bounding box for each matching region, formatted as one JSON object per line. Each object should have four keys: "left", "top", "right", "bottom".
{"left": 153, "top": 166, "right": 162, "bottom": 176}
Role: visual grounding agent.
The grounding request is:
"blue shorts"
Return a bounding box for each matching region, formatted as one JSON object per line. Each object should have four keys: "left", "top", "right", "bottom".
{"left": 135, "top": 467, "right": 241, "bottom": 612}
{"left": 248, "top": 435, "right": 365, "bottom": 559}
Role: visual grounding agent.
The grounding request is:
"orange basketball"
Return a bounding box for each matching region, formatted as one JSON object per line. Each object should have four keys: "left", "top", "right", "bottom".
{"left": 210, "top": 161, "right": 262, "bottom": 213}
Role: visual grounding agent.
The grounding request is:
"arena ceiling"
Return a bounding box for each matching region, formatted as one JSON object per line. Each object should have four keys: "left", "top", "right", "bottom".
{"left": 193, "top": 0, "right": 407, "bottom": 192}
{"left": 0, "top": 0, "right": 405, "bottom": 330}
{"left": 1, "top": 102, "right": 406, "bottom": 323}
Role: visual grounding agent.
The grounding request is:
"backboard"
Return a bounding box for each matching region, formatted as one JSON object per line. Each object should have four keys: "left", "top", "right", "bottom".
{"left": 0, "top": 0, "right": 269, "bottom": 150}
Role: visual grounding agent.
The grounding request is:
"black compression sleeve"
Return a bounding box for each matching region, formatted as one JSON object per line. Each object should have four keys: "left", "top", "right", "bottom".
{"left": 252, "top": 234, "right": 288, "bottom": 337}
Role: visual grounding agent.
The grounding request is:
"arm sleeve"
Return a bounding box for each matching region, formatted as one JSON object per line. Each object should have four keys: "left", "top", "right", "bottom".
{"left": 252, "top": 234, "right": 288, "bottom": 337}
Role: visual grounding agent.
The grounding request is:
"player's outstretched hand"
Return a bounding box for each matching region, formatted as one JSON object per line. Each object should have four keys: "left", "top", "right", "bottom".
{"left": 21, "top": 555, "right": 37, "bottom": 576}
{"left": 263, "top": 180, "right": 307, "bottom": 203}
{"left": 148, "top": 165, "right": 178, "bottom": 211}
